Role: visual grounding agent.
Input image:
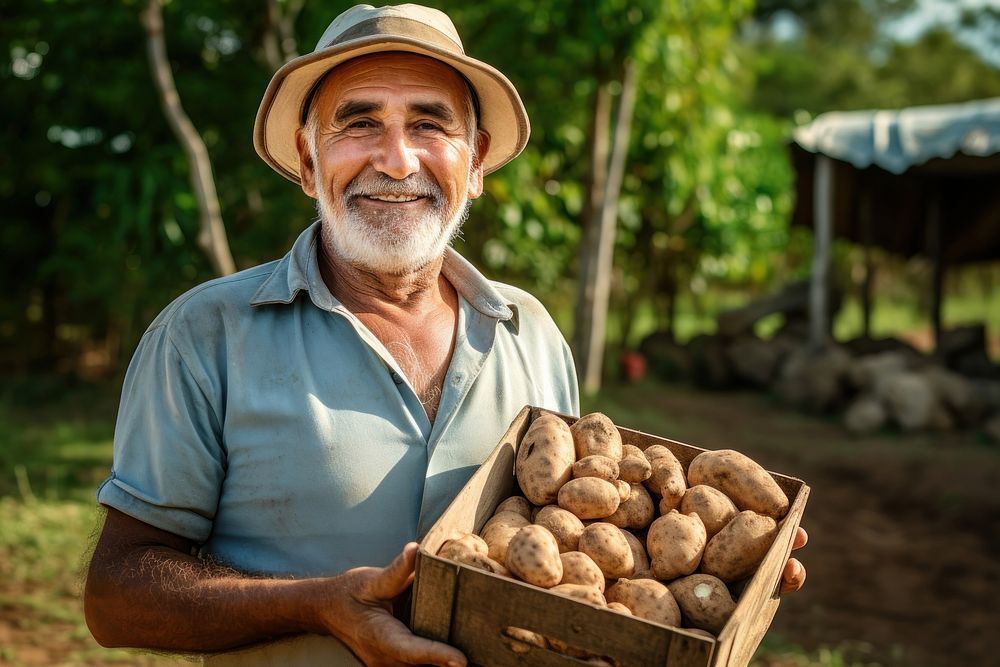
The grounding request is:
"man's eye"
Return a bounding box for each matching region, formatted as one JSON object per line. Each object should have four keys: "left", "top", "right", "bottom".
{"left": 416, "top": 122, "right": 443, "bottom": 131}
{"left": 347, "top": 120, "right": 375, "bottom": 129}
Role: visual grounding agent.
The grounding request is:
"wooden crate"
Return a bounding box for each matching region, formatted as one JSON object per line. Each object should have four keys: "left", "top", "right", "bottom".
{"left": 411, "top": 406, "right": 810, "bottom": 667}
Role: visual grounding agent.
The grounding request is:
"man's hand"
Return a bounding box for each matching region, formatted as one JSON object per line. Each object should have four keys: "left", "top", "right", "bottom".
{"left": 779, "top": 527, "right": 808, "bottom": 594}
{"left": 320, "top": 543, "right": 467, "bottom": 667}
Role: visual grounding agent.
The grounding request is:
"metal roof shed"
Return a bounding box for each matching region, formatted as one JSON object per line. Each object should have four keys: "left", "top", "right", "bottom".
{"left": 790, "top": 97, "right": 1000, "bottom": 351}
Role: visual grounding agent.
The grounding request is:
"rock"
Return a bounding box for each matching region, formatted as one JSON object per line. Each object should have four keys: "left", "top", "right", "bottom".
{"left": 924, "top": 367, "right": 984, "bottom": 426}
{"left": 938, "top": 324, "right": 987, "bottom": 365}
{"left": 775, "top": 344, "right": 853, "bottom": 413}
{"left": 844, "top": 396, "right": 888, "bottom": 434}
{"left": 726, "top": 336, "right": 789, "bottom": 387}
{"left": 842, "top": 336, "right": 921, "bottom": 359}
{"left": 879, "top": 372, "right": 952, "bottom": 431}
{"left": 985, "top": 414, "right": 1000, "bottom": 444}
{"left": 847, "top": 351, "right": 919, "bottom": 393}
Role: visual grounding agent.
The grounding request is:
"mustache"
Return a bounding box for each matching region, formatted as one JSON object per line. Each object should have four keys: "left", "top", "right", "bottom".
{"left": 344, "top": 171, "right": 444, "bottom": 206}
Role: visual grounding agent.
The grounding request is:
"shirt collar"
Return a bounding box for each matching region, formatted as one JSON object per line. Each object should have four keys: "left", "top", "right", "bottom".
{"left": 250, "top": 221, "right": 516, "bottom": 323}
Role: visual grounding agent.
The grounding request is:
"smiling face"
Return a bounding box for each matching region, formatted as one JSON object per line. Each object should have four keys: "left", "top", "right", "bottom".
{"left": 295, "top": 52, "right": 488, "bottom": 276}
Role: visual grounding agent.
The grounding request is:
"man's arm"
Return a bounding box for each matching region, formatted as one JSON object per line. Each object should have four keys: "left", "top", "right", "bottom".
{"left": 84, "top": 507, "right": 466, "bottom": 666}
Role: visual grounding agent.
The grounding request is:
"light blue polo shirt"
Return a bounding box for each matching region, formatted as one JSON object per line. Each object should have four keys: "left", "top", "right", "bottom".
{"left": 97, "top": 222, "right": 578, "bottom": 578}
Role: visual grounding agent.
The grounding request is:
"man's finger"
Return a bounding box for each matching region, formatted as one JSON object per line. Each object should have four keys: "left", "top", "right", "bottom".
{"left": 780, "top": 557, "right": 806, "bottom": 594}
{"left": 378, "top": 613, "right": 468, "bottom": 667}
{"left": 792, "top": 527, "right": 808, "bottom": 550}
{"left": 369, "top": 542, "right": 419, "bottom": 600}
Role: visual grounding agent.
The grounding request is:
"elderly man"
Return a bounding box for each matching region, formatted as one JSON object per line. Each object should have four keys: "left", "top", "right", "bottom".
{"left": 84, "top": 4, "right": 806, "bottom": 666}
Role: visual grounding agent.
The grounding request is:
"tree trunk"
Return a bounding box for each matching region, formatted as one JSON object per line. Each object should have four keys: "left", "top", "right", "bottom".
{"left": 575, "top": 60, "right": 638, "bottom": 395}
{"left": 262, "top": 0, "right": 304, "bottom": 71}
{"left": 141, "top": 0, "right": 236, "bottom": 277}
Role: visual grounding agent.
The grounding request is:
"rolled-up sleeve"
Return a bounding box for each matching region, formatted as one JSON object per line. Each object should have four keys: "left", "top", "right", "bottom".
{"left": 97, "top": 323, "right": 225, "bottom": 542}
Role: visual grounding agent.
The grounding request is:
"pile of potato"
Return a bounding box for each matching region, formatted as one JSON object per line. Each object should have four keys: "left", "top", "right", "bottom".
{"left": 435, "top": 411, "right": 790, "bottom": 656}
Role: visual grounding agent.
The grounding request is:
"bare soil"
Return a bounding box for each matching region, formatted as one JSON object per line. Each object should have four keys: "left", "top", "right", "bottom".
{"left": 605, "top": 384, "right": 1000, "bottom": 667}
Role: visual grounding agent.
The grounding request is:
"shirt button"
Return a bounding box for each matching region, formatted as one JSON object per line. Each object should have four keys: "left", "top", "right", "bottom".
{"left": 452, "top": 373, "right": 463, "bottom": 385}
{"left": 391, "top": 371, "right": 403, "bottom": 385}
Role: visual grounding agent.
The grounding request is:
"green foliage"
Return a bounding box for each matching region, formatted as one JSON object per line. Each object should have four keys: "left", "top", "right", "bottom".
{"left": 3, "top": 0, "right": 999, "bottom": 373}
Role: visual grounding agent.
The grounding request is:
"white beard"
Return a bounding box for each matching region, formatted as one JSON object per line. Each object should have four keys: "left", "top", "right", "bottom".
{"left": 316, "top": 171, "right": 469, "bottom": 276}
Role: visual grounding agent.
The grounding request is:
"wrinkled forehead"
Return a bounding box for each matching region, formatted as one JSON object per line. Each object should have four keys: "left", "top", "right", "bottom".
{"left": 304, "top": 52, "right": 478, "bottom": 123}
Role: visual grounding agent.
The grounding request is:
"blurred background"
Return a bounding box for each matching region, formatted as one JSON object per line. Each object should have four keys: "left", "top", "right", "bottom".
{"left": 1, "top": 0, "right": 999, "bottom": 665}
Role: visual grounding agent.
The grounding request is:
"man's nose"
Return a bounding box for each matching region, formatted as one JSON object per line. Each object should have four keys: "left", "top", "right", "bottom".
{"left": 372, "top": 126, "right": 420, "bottom": 180}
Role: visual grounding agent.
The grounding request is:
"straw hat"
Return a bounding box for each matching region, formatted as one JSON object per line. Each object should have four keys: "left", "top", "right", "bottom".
{"left": 253, "top": 3, "right": 530, "bottom": 184}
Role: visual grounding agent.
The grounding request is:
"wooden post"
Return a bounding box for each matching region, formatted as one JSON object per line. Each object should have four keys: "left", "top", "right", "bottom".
{"left": 809, "top": 155, "right": 834, "bottom": 350}
{"left": 859, "top": 189, "right": 873, "bottom": 339}
{"left": 926, "top": 187, "right": 944, "bottom": 354}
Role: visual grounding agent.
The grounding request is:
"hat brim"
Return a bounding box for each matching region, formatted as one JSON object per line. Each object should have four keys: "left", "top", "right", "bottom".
{"left": 253, "top": 36, "right": 530, "bottom": 184}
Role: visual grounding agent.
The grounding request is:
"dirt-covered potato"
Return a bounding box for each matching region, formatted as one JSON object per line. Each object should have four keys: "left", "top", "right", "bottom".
{"left": 605, "top": 578, "right": 681, "bottom": 627}
{"left": 621, "top": 529, "right": 652, "bottom": 579}
{"left": 614, "top": 479, "right": 631, "bottom": 502}
{"left": 647, "top": 510, "right": 707, "bottom": 580}
{"left": 437, "top": 533, "right": 488, "bottom": 559}
{"left": 572, "top": 455, "right": 620, "bottom": 484}
{"left": 701, "top": 510, "right": 778, "bottom": 582}
{"left": 680, "top": 485, "right": 739, "bottom": 539}
{"left": 506, "top": 525, "right": 564, "bottom": 588}
{"left": 667, "top": 574, "right": 736, "bottom": 634}
{"left": 619, "top": 453, "right": 652, "bottom": 484}
{"left": 605, "top": 483, "right": 655, "bottom": 530}
{"left": 495, "top": 495, "right": 533, "bottom": 520}
{"left": 578, "top": 523, "right": 635, "bottom": 580}
{"left": 503, "top": 626, "right": 547, "bottom": 653}
{"left": 606, "top": 602, "right": 633, "bottom": 615}
{"left": 643, "top": 445, "right": 687, "bottom": 512}
{"left": 558, "top": 477, "right": 621, "bottom": 520}
{"left": 550, "top": 583, "right": 607, "bottom": 606}
{"left": 481, "top": 511, "right": 531, "bottom": 565}
{"left": 559, "top": 551, "right": 606, "bottom": 592}
{"left": 534, "top": 505, "right": 585, "bottom": 553}
{"left": 571, "top": 413, "right": 623, "bottom": 461}
{"left": 516, "top": 414, "right": 576, "bottom": 506}
{"left": 688, "top": 449, "right": 789, "bottom": 519}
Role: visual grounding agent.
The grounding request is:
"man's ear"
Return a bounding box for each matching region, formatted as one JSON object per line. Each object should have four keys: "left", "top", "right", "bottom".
{"left": 294, "top": 127, "right": 317, "bottom": 199}
{"left": 468, "top": 130, "right": 491, "bottom": 199}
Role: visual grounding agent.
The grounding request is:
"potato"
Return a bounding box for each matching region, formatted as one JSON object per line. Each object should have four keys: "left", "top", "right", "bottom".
{"left": 605, "top": 483, "right": 655, "bottom": 530}
{"left": 559, "top": 551, "right": 606, "bottom": 592}
{"left": 437, "top": 533, "right": 488, "bottom": 559}
{"left": 605, "top": 578, "right": 681, "bottom": 627}
{"left": 614, "top": 479, "right": 631, "bottom": 502}
{"left": 558, "top": 477, "right": 621, "bottom": 520}
{"left": 495, "top": 495, "right": 533, "bottom": 520}
{"left": 621, "top": 444, "right": 645, "bottom": 459}
{"left": 516, "top": 414, "right": 576, "bottom": 506}
{"left": 701, "top": 510, "right": 778, "bottom": 583}
{"left": 535, "top": 505, "right": 585, "bottom": 553}
{"left": 572, "top": 455, "right": 620, "bottom": 484}
{"left": 506, "top": 525, "right": 563, "bottom": 588}
{"left": 480, "top": 511, "right": 530, "bottom": 566}
{"left": 570, "top": 413, "right": 623, "bottom": 461}
{"left": 667, "top": 574, "right": 736, "bottom": 634}
{"left": 606, "top": 602, "right": 632, "bottom": 615}
{"left": 688, "top": 449, "right": 789, "bottom": 519}
{"left": 621, "top": 529, "right": 652, "bottom": 579}
{"left": 680, "top": 485, "right": 738, "bottom": 539}
{"left": 647, "top": 510, "right": 707, "bottom": 580}
{"left": 619, "top": 454, "right": 652, "bottom": 484}
{"left": 482, "top": 524, "right": 524, "bottom": 566}
{"left": 578, "top": 523, "right": 634, "bottom": 580}
{"left": 503, "top": 626, "right": 547, "bottom": 653}
{"left": 643, "top": 445, "right": 687, "bottom": 512}
{"left": 550, "top": 583, "right": 607, "bottom": 606}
